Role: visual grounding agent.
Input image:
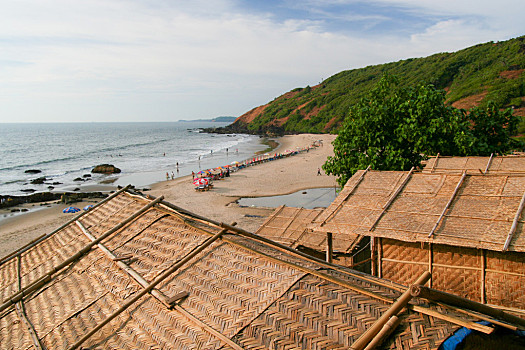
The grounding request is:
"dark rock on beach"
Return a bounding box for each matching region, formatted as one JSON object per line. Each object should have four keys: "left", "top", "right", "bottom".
{"left": 73, "top": 177, "right": 85, "bottom": 182}
{"left": 61, "top": 192, "right": 106, "bottom": 204}
{"left": 25, "top": 169, "right": 42, "bottom": 174}
{"left": 83, "top": 174, "right": 92, "bottom": 178}
{"left": 1, "top": 191, "right": 107, "bottom": 209}
{"left": 21, "top": 189, "right": 36, "bottom": 193}
{"left": 92, "top": 164, "right": 121, "bottom": 174}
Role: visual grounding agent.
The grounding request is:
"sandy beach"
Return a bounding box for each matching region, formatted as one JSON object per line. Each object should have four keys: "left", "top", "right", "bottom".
{"left": 0, "top": 133, "right": 337, "bottom": 259}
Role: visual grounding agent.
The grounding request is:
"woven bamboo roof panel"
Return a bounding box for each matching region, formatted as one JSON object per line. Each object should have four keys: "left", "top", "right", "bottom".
{"left": 424, "top": 155, "right": 525, "bottom": 174}
{"left": 311, "top": 170, "right": 525, "bottom": 252}
{"left": 2, "top": 190, "right": 522, "bottom": 349}
{"left": 234, "top": 272, "right": 461, "bottom": 349}
{"left": 254, "top": 206, "right": 323, "bottom": 248}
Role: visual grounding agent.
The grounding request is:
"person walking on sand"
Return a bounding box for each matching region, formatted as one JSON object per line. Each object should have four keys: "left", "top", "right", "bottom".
{"left": 192, "top": 171, "right": 195, "bottom": 180}
{"left": 317, "top": 167, "right": 322, "bottom": 176}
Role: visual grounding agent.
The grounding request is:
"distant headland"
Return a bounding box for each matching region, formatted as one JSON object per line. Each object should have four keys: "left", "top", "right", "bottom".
{"left": 179, "top": 116, "right": 236, "bottom": 123}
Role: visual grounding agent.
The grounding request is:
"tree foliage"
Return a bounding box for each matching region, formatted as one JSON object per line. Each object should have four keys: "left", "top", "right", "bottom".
{"left": 323, "top": 75, "right": 522, "bottom": 186}
{"left": 235, "top": 36, "right": 525, "bottom": 135}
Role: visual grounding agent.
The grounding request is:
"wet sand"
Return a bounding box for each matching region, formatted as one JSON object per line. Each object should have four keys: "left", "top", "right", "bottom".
{"left": 0, "top": 133, "right": 337, "bottom": 259}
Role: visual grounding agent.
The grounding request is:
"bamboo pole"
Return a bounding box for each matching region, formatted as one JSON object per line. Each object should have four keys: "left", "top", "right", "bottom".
{"left": 14, "top": 246, "right": 44, "bottom": 349}
{"left": 320, "top": 165, "right": 370, "bottom": 227}
{"left": 147, "top": 195, "right": 407, "bottom": 292}
{"left": 429, "top": 243, "right": 433, "bottom": 288}
{"left": 75, "top": 221, "right": 172, "bottom": 307}
{"left": 67, "top": 226, "right": 228, "bottom": 350}
{"left": 433, "top": 301, "right": 517, "bottom": 331}
{"left": 254, "top": 205, "right": 286, "bottom": 235}
{"left": 378, "top": 238, "right": 382, "bottom": 279}
{"left": 410, "top": 304, "right": 494, "bottom": 334}
{"left": 0, "top": 195, "right": 163, "bottom": 314}
{"left": 349, "top": 271, "right": 431, "bottom": 350}
{"left": 410, "top": 284, "right": 525, "bottom": 329}
{"left": 503, "top": 189, "right": 525, "bottom": 251}
{"left": 484, "top": 153, "right": 494, "bottom": 174}
{"left": 370, "top": 237, "right": 376, "bottom": 276}
{"left": 174, "top": 305, "right": 244, "bottom": 350}
{"left": 369, "top": 167, "right": 414, "bottom": 231}
{"left": 430, "top": 153, "right": 439, "bottom": 173}
{"left": 428, "top": 172, "right": 467, "bottom": 237}
{"left": 15, "top": 303, "right": 44, "bottom": 350}
{"left": 326, "top": 232, "right": 333, "bottom": 263}
{"left": 0, "top": 185, "right": 132, "bottom": 266}
{"left": 148, "top": 194, "right": 497, "bottom": 334}
{"left": 363, "top": 315, "right": 400, "bottom": 350}
{"left": 481, "top": 249, "right": 486, "bottom": 304}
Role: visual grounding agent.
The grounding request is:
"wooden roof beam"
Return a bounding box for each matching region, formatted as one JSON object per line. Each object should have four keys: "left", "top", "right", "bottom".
{"left": 0, "top": 195, "right": 164, "bottom": 314}
{"left": 369, "top": 167, "right": 414, "bottom": 232}
{"left": 75, "top": 220, "right": 175, "bottom": 308}
{"left": 350, "top": 271, "right": 431, "bottom": 350}
{"left": 428, "top": 172, "right": 467, "bottom": 238}
{"left": 0, "top": 185, "right": 132, "bottom": 267}
{"left": 320, "top": 165, "right": 371, "bottom": 227}
{"left": 15, "top": 255, "right": 44, "bottom": 350}
{"left": 503, "top": 190, "right": 525, "bottom": 251}
{"left": 68, "top": 226, "right": 229, "bottom": 350}
{"left": 410, "top": 284, "right": 525, "bottom": 330}
{"left": 484, "top": 153, "right": 494, "bottom": 174}
{"left": 430, "top": 153, "right": 439, "bottom": 173}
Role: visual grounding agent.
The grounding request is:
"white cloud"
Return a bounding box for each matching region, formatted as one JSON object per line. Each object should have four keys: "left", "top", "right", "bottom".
{"left": 0, "top": 0, "right": 523, "bottom": 122}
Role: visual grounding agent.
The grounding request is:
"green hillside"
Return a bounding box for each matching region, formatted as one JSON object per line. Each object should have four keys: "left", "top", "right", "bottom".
{"left": 222, "top": 35, "right": 525, "bottom": 135}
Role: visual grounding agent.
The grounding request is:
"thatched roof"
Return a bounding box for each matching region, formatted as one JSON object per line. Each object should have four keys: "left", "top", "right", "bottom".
{"left": 423, "top": 155, "right": 525, "bottom": 174}
{"left": 310, "top": 169, "right": 525, "bottom": 253}
{"left": 1, "top": 188, "right": 523, "bottom": 349}
{"left": 254, "top": 205, "right": 324, "bottom": 249}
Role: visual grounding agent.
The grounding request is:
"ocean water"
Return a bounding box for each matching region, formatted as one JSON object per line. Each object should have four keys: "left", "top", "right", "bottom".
{"left": 0, "top": 122, "right": 266, "bottom": 196}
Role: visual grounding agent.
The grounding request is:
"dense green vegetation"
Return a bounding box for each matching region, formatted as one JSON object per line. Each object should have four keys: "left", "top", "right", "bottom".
{"left": 323, "top": 75, "right": 522, "bottom": 186}
{"left": 228, "top": 35, "right": 525, "bottom": 135}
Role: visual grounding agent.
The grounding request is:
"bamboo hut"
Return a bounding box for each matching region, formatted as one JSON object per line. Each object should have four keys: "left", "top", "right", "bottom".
{"left": 423, "top": 154, "right": 525, "bottom": 174}
{"left": 1, "top": 188, "right": 525, "bottom": 349}
{"left": 255, "top": 205, "right": 370, "bottom": 270}
{"left": 310, "top": 169, "right": 525, "bottom": 312}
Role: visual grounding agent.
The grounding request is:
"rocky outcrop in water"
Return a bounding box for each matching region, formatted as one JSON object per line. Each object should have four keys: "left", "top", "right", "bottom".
{"left": 92, "top": 164, "right": 121, "bottom": 174}
{"left": 30, "top": 177, "right": 47, "bottom": 184}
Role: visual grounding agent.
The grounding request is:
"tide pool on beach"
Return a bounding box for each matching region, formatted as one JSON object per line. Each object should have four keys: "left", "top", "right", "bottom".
{"left": 238, "top": 187, "right": 339, "bottom": 209}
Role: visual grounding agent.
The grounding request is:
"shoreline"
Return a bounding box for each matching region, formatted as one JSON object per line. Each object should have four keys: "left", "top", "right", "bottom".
{"left": 0, "top": 133, "right": 338, "bottom": 259}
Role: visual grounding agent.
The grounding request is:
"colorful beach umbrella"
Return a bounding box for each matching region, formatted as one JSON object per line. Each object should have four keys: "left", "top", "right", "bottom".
{"left": 83, "top": 204, "right": 94, "bottom": 211}
{"left": 193, "top": 178, "right": 209, "bottom": 186}
{"left": 63, "top": 206, "right": 80, "bottom": 213}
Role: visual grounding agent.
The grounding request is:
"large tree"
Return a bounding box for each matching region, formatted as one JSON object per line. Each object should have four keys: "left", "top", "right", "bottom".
{"left": 323, "top": 75, "right": 521, "bottom": 186}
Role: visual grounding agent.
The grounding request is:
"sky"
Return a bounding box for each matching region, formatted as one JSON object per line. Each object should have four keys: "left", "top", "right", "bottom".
{"left": 0, "top": 0, "right": 524, "bottom": 123}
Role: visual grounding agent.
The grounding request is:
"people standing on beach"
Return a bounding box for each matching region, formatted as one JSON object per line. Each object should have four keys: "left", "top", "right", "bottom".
{"left": 171, "top": 172, "right": 175, "bottom": 180}
{"left": 317, "top": 167, "right": 321, "bottom": 176}
{"left": 192, "top": 171, "right": 195, "bottom": 179}
{"left": 166, "top": 172, "right": 170, "bottom": 180}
